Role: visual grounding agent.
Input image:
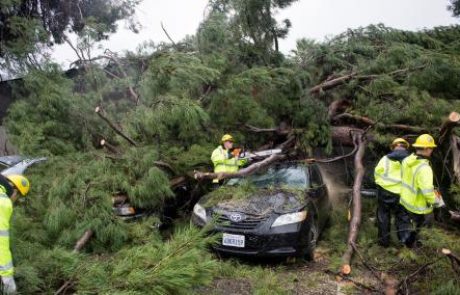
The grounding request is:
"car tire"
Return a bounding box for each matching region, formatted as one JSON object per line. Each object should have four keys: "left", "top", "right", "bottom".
{"left": 303, "top": 216, "right": 318, "bottom": 261}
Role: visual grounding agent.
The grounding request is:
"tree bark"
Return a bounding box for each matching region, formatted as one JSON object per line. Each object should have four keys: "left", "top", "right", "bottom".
{"left": 341, "top": 132, "right": 367, "bottom": 275}
{"left": 328, "top": 99, "right": 351, "bottom": 120}
{"left": 95, "top": 106, "right": 137, "bottom": 146}
{"left": 73, "top": 229, "right": 94, "bottom": 253}
{"left": 310, "top": 72, "right": 357, "bottom": 94}
{"left": 451, "top": 135, "right": 460, "bottom": 185}
{"left": 332, "top": 113, "right": 428, "bottom": 133}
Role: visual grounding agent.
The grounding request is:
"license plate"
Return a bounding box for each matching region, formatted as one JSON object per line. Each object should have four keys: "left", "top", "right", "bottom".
{"left": 222, "top": 233, "right": 245, "bottom": 248}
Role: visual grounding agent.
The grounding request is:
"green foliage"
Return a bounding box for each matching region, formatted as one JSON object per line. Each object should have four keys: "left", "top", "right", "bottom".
{"left": 5, "top": 65, "right": 96, "bottom": 155}
{"left": 0, "top": 0, "right": 139, "bottom": 60}
{"left": 76, "top": 226, "right": 219, "bottom": 294}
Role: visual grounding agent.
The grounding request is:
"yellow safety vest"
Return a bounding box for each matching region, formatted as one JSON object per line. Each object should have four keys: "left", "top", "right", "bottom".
{"left": 374, "top": 155, "right": 403, "bottom": 195}
{"left": 211, "top": 146, "right": 246, "bottom": 183}
{"left": 399, "top": 154, "right": 436, "bottom": 214}
{"left": 0, "top": 185, "right": 13, "bottom": 277}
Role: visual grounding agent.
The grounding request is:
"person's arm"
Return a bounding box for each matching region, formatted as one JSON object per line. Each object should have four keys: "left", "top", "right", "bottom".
{"left": 211, "top": 148, "right": 226, "bottom": 167}
{"left": 417, "top": 166, "right": 436, "bottom": 205}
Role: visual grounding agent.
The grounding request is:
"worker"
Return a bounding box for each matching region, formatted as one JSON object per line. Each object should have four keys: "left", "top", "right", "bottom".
{"left": 211, "top": 134, "right": 247, "bottom": 186}
{"left": 0, "top": 174, "right": 30, "bottom": 294}
{"left": 397, "top": 134, "right": 438, "bottom": 247}
{"left": 374, "top": 138, "right": 410, "bottom": 247}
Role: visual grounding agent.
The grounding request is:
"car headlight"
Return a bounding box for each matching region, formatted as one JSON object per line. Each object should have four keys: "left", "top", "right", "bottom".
{"left": 193, "top": 203, "right": 207, "bottom": 223}
{"left": 271, "top": 211, "right": 307, "bottom": 227}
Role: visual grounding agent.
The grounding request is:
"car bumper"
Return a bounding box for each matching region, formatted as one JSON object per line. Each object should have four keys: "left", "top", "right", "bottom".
{"left": 192, "top": 215, "right": 307, "bottom": 257}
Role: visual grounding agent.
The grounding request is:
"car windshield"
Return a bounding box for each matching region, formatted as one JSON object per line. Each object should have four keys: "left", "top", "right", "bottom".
{"left": 227, "top": 165, "right": 309, "bottom": 189}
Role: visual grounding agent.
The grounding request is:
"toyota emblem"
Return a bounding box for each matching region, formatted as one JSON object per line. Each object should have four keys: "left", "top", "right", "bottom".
{"left": 229, "top": 213, "right": 245, "bottom": 222}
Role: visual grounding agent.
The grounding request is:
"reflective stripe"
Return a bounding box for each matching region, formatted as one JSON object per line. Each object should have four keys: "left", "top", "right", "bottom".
{"left": 374, "top": 173, "right": 401, "bottom": 184}
{"left": 0, "top": 230, "right": 9, "bottom": 237}
{"left": 384, "top": 157, "right": 390, "bottom": 177}
{"left": 0, "top": 194, "right": 8, "bottom": 199}
{"left": 215, "top": 163, "right": 239, "bottom": 168}
{"left": 401, "top": 182, "right": 417, "bottom": 194}
{"left": 0, "top": 261, "right": 13, "bottom": 271}
{"left": 401, "top": 163, "right": 431, "bottom": 195}
{"left": 400, "top": 197, "right": 431, "bottom": 213}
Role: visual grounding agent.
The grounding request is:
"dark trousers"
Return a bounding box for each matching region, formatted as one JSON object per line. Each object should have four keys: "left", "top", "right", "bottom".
{"left": 396, "top": 205, "right": 427, "bottom": 247}
{"left": 376, "top": 188, "right": 400, "bottom": 247}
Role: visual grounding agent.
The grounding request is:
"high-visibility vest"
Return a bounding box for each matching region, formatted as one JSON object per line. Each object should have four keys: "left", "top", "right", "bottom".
{"left": 374, "top": 155, "right": 403, "bottom": 195}
{"left": 211, "top": 146, "right": 246, "bottom": 183}
{"left": 0, "top": 185, "right": 14, "bottom": 277}
{"left": 399, "top": 154, "right": 436, "bottom": 214}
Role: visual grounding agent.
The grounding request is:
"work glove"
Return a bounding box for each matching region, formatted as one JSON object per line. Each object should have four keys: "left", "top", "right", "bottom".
{"left": 1, "top": 276, "right": 17, "bottom": 294}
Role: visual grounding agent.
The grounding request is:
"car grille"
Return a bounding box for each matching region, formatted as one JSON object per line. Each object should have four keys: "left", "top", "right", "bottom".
{"left": 215, "top": 214, "right": 269, "bottom": 230}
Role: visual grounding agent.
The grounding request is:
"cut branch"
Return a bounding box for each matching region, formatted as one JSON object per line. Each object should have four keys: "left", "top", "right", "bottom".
{"left": 439, "top": 112, "right": 460, "bottom": 146}
{"left": 95, "top": 106, "right": 137, "bottom": 146}
{"left": 441, "top": 248, "right": 460, "bottom": 277}
{"left": 341, "top": 132, "right": 367, "bottom": 275}
{"left": 100, "top": 139, "right": 120, "bottom": 154}
{"left": 194, "top": 153, "right": 285, "bottom": 181}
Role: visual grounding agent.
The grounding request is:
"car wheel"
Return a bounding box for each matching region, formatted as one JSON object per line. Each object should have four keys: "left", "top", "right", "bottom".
{"left": 303, "top": 217, "right": 318, "bottom": 261}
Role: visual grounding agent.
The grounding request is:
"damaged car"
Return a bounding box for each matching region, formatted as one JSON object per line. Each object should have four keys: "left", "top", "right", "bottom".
{"left": 192, "top": 162, "right": 331, "bottom": 259}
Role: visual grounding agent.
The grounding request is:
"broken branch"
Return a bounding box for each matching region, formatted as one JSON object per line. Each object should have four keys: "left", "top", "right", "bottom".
{"left": 95, "top": 106, "right": 137, "bottom": 146}
{"left": 341, "top": 132, "right": 367, "bottom": 275}
{"left": 73, "top": 229, "right": 94, "bottom": 253}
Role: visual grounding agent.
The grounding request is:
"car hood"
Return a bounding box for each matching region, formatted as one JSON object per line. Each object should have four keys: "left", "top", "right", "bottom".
{"left": 204, "top": 189, "right": 307, "bottom": 216}
{"left": 0, "top": 156, "right": 47, "bottom": 176}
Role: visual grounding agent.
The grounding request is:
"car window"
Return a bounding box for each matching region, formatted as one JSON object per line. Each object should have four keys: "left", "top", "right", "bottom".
{"left": 228, "top": 165, "right": 310, "bottom": 189}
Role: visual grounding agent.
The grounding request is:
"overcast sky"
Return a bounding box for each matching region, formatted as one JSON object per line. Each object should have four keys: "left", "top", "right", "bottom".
{"left": 52, "top": 0, "right": 458, "bottom": 67}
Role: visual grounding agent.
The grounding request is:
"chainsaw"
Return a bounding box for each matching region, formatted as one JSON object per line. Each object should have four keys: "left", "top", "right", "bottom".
{"left": 232, "top": 148, "right": 283, "bottom": 160}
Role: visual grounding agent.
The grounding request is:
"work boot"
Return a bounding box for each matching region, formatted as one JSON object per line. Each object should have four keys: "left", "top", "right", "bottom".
{"left": 1, "top": 276, "right": 17, "bottom": 294}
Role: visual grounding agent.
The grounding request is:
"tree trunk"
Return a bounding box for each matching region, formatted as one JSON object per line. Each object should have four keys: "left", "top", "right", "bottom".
{"left": 341, "top": 132, "right": 367, "bottom": 275}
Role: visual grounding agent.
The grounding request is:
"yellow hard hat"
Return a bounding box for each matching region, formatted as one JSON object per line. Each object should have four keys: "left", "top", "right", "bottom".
{"left": 391, "top": 138, "right": 409, "bottom": 149}
{"left": 412, "top": 134, "right": 437, "bottom": 148}
{"left": 221, "top": 134, "right": 234, "bottom": 142}
{"left": 5, "top": 175, "right": 30, "bottom": 196}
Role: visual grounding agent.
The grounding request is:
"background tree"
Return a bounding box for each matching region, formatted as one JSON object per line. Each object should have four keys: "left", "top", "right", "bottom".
{"left": 0, "top": 0, "right": 139, "bottom": 73}
{"left": 449, "top": 0, "right": 460, "bottom": 16}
